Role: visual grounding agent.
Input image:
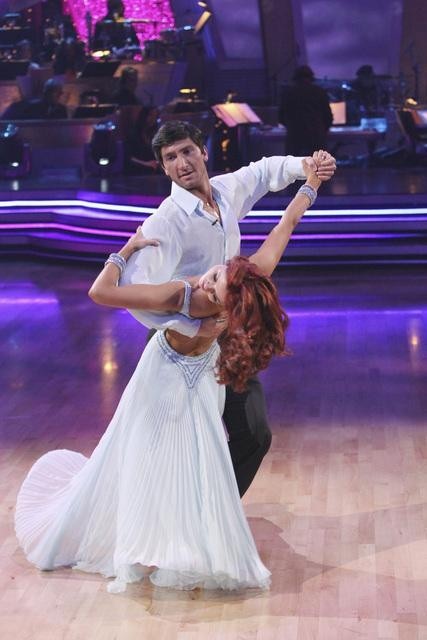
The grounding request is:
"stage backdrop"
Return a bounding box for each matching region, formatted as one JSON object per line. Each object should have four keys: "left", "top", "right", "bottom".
{"left": 300, "top": 0, "right": 403, "bottom": 79}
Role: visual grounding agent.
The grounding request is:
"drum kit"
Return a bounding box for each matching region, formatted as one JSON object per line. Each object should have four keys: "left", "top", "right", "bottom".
{"left": 317, "top": 74, "right": 412, "bottom": 122}
{"left": 87, "top": 17, "right": 197, "bottom": 62}
{"left": 143, "top": 26, "right": 198, "bottom": 62}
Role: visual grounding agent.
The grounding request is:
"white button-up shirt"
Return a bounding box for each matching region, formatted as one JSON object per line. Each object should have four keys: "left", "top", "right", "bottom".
{"left": 121, "top": 155, "right": 305, "bottom": 336}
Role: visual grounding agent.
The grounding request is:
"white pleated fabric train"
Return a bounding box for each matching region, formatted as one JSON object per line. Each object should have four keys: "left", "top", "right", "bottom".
{"left": 15, "top": 331, "right": 271, "bottom": 593}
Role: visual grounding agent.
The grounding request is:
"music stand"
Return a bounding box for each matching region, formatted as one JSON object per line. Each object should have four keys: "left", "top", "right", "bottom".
{"left": 0, "top": 60, "right": 30, "bottom": 81}
{"left": 0, "top": 27, "right": 31, "bottom": 46}
{"left": 211, "top": 102, "right": 261, "bottom": 128}
{"left": 211, "top": 103, "right": 262, "bottom": 171}
{"left": 73, "top": 104, "right": 117, "bottom": 119}
{"left": 80, "top": 61, "right": 120, "bottom": 78}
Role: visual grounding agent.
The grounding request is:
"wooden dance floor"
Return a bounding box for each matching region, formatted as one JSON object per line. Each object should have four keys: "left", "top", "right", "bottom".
{"left": 1, "top": 261, "right": 426, "bottom": 640}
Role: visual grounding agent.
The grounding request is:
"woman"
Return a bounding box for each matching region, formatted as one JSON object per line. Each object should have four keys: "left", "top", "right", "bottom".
{"left": 15, "top": 160, "right": 322, "bottom": 593}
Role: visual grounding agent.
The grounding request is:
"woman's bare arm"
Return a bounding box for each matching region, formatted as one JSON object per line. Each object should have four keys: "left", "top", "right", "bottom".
{"left": 89, "top": 232, "right": 220, "bottom": 318}
{"left": 249, "top": 161, "right": 322, "bottom": 276}
{"left": 88, "top": 234, "right": 188, "bottom": 312}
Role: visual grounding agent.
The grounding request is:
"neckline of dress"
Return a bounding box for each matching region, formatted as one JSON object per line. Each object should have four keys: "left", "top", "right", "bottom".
{"left": 157, "top": 330, "right": 218, "bottom": 362}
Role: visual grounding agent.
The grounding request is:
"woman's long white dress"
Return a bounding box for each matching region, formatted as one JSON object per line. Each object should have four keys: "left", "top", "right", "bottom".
{"left": 15, "top": 331, "right": 270, "bottom": 593}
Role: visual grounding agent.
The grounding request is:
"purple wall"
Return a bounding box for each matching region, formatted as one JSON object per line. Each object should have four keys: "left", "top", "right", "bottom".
{"left": 210, "top": 0, "right": 264, "bottom": 60}
{"left": 301, "top": 0, "right": 403, "bottom": 79}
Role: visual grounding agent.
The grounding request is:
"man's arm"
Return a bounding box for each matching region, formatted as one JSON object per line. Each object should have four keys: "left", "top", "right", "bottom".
{"left": 212, "top": 154, "right": 335, "bottom": 221}
{"left": 212, "top": 155, "right": 305, "bottom": 221}
{"left": 119, "top": 214, "right": 202, "bottom": 337}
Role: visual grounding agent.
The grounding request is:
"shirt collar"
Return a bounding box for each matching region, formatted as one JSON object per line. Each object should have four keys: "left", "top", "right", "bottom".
{"left": 170, "top": 181, "right": 221, "bottom": 216}
{"left": 171, "top": 182, "right": 200, "bottom": 216}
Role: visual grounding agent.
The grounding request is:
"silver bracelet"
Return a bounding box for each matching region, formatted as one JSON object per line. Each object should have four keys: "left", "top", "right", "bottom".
{"left": 105, "top": 253, "right": 126, "bottom": 275}
{"left": 298, "top": 184, "right": 317, "bottom": 207}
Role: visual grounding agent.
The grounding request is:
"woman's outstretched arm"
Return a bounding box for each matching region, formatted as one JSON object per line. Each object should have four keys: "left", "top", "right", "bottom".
{"left": 249, "top": 156, "right": 323, "bottom": 276}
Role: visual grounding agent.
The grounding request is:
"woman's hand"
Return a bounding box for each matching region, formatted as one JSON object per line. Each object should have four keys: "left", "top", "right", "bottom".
{"left": 303, "top": 157, "right": 321, "bottom": 191}
{"left": 302, "top": 157, "right": 318, "bottom": 180}
{"left": 312, "top": 150, "right": 336, "bottom": 181}
{"left": 119, "top": 226, "right": 160, "bottom": 260}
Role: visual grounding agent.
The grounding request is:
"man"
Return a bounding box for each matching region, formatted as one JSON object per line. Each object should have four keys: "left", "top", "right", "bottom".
{"left": 279, "top": 65, "right": 333, "bottom": 156}
{"left": 121, "top": 120, "right": 336, "bottom": 496}
{"left": 93, "top": 0, "right": 139, "bottom": 54}
{"left": 2, "top": 78, "right": 68, "bottom": 120}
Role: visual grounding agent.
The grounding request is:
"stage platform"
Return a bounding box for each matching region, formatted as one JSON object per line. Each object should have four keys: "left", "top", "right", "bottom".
{"left": 1, "top": 166, "right": 427, "bottom": 266}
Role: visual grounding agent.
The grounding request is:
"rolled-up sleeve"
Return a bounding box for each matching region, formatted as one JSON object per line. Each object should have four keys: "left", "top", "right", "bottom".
{"left": 213, "top": 155, "right": 305, "bottom": 221}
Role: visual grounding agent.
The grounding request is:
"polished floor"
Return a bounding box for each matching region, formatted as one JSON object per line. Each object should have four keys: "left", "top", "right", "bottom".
{"left": 1, "top": 261, "right": 427, "bottom": 640}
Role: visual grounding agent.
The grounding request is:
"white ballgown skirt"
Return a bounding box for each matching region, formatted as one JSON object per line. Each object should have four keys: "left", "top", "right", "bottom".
{"left": 15, "top": 331, "right": 271, "bottom": 593}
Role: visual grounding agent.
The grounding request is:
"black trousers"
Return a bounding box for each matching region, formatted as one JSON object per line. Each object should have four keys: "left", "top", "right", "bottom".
{"left": 223, "top": 378, "right": 272, "bottom": 497}
{"left": 146, "top": 329, "right": 272, "bottom": 497}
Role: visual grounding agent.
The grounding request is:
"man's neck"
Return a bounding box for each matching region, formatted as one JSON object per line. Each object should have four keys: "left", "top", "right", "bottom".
{"left": 189, "top": 185, "right": 214, "bottom": 206}
{"left": 187, "top": 177, "right": 213, "bottom": 206}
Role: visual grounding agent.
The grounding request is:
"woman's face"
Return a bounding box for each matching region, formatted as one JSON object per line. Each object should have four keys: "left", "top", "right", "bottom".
{"left": 198, "top": 265, "right": 227, "bottom": 306}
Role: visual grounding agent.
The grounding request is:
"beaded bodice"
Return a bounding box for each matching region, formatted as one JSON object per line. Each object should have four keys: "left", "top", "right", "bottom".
{"left": 156, "top": 331, "right": 218, "bottom": 389}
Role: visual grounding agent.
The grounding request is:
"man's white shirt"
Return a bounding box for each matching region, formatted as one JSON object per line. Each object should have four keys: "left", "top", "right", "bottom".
{"left": 120, "top": 155, "right": 305, "bottom": 336}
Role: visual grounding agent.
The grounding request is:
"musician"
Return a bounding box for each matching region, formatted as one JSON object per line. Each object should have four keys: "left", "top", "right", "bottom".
{"left": 93, "top": 0, "right": 139, "bottom": 54}
{"left": 351, "top": 65, "right": 380, "bottom": 115}
{"left": 53, "top": 37, "right": 86, "bottom": 78}
{"left": 2, "top": 78, "right": 67, "bottom": 119}
{"left": 279, "top": 65, "right": 333, "bottom": 156}
{"left": 111, "top": 66, "right": 140, "bottom": 106}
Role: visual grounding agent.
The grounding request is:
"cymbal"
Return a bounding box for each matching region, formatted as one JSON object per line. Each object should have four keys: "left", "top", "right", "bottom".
{"left": 98, "top": 18, "right": 154, "bottom": 24}
{"left": 124, "top": 19, "right": 154, "bottom": 23}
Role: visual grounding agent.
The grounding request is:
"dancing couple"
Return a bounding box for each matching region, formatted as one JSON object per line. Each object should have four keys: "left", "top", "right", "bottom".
{"left": 15, "top": 121, "right": 335, "bottom": 593}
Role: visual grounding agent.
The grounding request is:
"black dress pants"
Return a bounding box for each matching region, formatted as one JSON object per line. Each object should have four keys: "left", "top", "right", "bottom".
{"left": 223, "top": 377, "right": 272, "bottom": 497}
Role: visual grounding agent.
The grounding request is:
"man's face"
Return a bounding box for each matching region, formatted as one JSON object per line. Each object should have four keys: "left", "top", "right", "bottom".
{"left": 160, "top": 138, "right": 208, "bottom": 191}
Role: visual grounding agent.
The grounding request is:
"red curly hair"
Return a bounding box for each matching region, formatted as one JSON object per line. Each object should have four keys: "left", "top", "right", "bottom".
{"left": 216, "top": 256, "right": 290, "bottom": 392}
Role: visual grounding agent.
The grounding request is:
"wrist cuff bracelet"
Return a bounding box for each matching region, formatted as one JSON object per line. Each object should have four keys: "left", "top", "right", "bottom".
{"left": 105, "top": 253, "right": 126, "bottom": 275}
{"left": 298, "top": 184, "right": 317, "bottom": 207}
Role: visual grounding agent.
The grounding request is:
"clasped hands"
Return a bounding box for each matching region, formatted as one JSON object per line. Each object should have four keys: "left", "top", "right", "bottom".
{"left": 305, "top": 150, "right": 336, "bottom": 181}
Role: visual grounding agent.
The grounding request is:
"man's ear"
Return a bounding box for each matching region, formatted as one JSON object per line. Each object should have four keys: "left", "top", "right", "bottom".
{"left": 203, "top": 145, "right": 209, "bottom": 162}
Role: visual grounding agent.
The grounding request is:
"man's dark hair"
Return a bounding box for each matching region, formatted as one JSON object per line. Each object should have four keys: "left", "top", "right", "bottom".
{"left": 292, "top": 65, "right": 315, "bottom": 83}
{"left": 152, "top": 120, "right": 205, "bottom": 165}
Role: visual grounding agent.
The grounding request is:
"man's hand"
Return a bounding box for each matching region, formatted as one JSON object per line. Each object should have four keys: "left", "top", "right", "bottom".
{"left": 197, "top": 312, "right": 228, "bottom": 338}
{"left": 312, "top": 150, "right": 336, "bottom": 181}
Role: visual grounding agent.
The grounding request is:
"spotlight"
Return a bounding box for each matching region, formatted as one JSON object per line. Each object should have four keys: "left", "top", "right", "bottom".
{"left": 0, "top": 123, "right": 31, "bottom": 178}
{"left": 90, "top": 121, "right": 118, "bottom": 167}
{"left": 85, "top": 121, "right": 123, "bottom": 175}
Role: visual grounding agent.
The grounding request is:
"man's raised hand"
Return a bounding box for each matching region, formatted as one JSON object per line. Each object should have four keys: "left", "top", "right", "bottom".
{"left": 311, "top": 150, "right": 336, "bottom": 181}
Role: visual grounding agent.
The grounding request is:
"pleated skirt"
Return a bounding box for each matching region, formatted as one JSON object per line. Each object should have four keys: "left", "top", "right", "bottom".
{"left": 15, "top": 332, "right": 271, "bottom": 592}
